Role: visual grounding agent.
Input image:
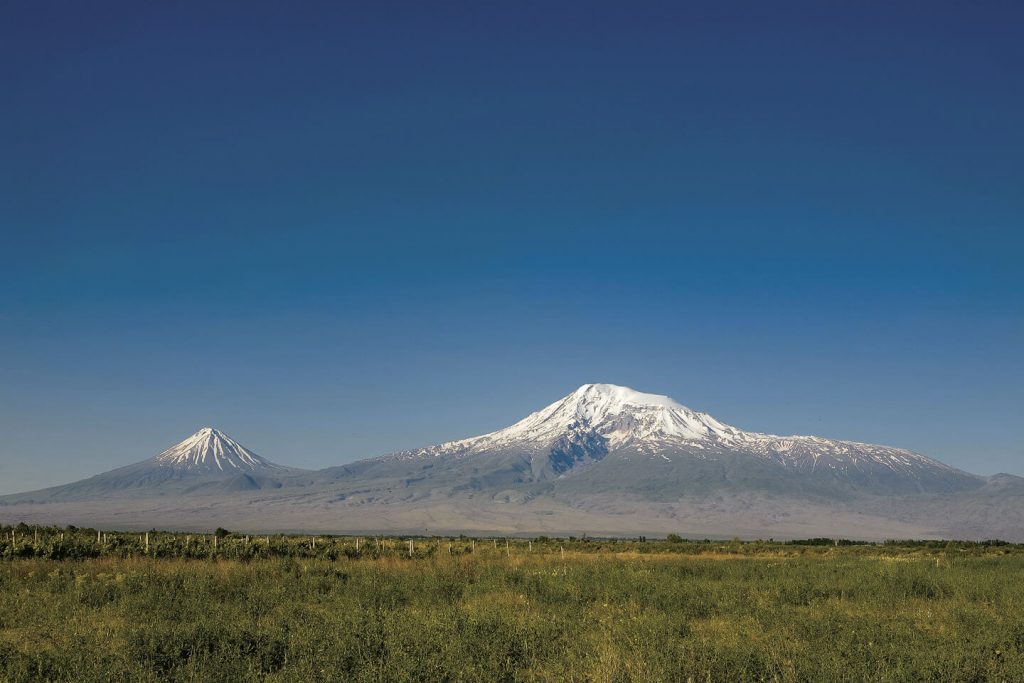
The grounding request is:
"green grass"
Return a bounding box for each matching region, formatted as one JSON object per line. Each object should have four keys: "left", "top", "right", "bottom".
{"left": 1, "top": 531, "right": 1023, "bottom": 681}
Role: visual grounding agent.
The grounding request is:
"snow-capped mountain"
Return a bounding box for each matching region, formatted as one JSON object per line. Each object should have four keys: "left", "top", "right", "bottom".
{"left": 0, "top": 427, "right": 298, "bottom": 502}
{"left": 154, "top": 427, "right": 285, "bottom": 473}
{"left": 382, "top": 384, "right": 973, "bottom": 489}
{"left": 3, "top": 386, "right": 1019, "bottom": 539}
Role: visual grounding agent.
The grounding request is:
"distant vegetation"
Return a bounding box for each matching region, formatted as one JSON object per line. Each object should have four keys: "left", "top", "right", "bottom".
{"left": 2, "top": 524, "right": 1023, "bottom": 681}
{"left": 2, "top": 524, "right": 1017, "bottom": 561}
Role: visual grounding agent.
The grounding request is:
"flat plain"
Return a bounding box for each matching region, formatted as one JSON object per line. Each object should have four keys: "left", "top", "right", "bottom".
{"left": 1, "top": 529, "right": 1023, "bottom": 681}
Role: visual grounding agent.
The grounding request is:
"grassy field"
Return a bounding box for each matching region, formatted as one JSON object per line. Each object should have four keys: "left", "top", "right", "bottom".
{"left": 1, "top": 529, "right": 1023, "bottom": 681}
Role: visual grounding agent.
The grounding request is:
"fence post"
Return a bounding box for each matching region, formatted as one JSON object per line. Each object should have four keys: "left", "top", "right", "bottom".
{"left": 506, "top": 539, "right": 510, "bottom": 557}
{"left": 145, "top": 532, "right": 149, "bottom": 553}
{"left": 560, "top": 546, "right": 564, "bottom": 560}
{"left": 408, "top": 539, "right": 413, "bottom": 557}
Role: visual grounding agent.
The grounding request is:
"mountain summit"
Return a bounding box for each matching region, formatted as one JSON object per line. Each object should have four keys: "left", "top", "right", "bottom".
{"left": 385, "top": 383, "right": 736, "bottom": 464}
{"left": 485, "top": 383, "right": 734, "bottom": 449}
{"left": 155, "top": 427, "right": 284, "bottom": 473}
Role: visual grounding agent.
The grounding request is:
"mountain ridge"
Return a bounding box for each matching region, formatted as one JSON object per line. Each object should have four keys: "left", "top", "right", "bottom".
{"left": 1, "top": 384, "right": 1018, "bottom": 540}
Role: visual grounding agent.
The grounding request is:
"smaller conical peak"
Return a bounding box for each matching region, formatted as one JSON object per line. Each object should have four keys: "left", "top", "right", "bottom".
{"left": 154, "top": 427, "right": 283, "bottom": 472}
{"left": 197, "top": 426, "right": 228, "bottom": 441}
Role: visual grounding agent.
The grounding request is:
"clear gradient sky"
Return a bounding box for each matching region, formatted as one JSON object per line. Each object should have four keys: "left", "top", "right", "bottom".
{"left": 1, "top": 1, "right": 1022, "bottom": 493}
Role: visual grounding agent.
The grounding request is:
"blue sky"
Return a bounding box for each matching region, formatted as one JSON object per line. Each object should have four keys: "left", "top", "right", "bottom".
{"left": 1, "top": 1, "right": 1021, "bottom": 493}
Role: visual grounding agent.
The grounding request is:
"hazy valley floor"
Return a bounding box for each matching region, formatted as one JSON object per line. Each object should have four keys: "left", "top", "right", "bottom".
{"left": 2, "top": 535, "right": 1023, "bottom": 681}
{"left": 0, "top": 491, "right": 984, "bottom": 540}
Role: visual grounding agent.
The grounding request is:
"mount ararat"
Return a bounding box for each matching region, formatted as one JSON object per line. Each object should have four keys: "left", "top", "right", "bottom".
{"left": 2, "top": 384, "right": 1021, "bottom": 539}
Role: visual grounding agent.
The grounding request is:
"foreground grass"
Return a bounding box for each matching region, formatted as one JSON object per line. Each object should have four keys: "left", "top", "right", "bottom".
{"left": 2, "top": 546, "right": 1024, "bottom": 682}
